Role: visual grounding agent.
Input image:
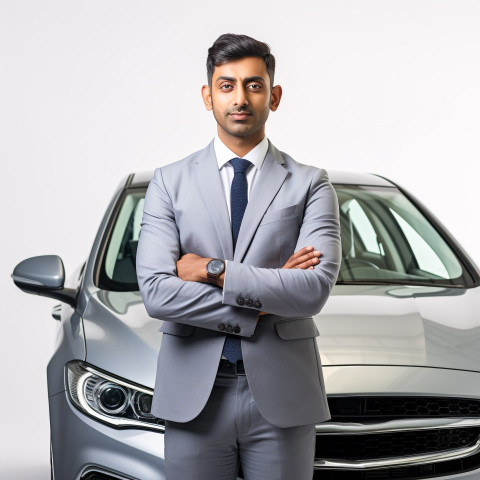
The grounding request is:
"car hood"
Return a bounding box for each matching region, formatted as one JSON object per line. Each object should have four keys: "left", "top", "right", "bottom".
{"left": 82, "top": 290, "right": 160, "bottom": 389}
{"left": 318, "top": 285, "right": 480, "bottom": 372}
{"left": 82, "top": 285, "right": 480, "bottom": 389}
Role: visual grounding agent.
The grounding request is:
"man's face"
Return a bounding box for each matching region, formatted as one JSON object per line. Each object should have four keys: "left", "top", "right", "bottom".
{"left": 202, "top": 57, "right": 281, "bottom": 145}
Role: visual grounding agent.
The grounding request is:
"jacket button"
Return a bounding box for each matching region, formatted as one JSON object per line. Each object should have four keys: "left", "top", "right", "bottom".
{"left": 254, "top": 300, "right": 262, "bottom": 309}
{"left": 245, "top": 297, "right": 253, "bottom": 307}
{"left": 233, "top": 325, "right": 241, "bottom": 334}
{"left": 236, "top": 296, "right": 245, "bottom": 305}
{"left": 225, "top": 325, "right": 233, "bottom": 333}
{"left": 218, "top": 323, "right": 226, "bottom": 331}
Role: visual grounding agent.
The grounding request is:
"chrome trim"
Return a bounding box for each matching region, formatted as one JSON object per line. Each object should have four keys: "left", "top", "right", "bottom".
{"left": 316, "top": 417, "right": 480, "bottom": 434}
{"left": 50, "top": 442, "right": 55, "bottom": 480}
{"left": 314, "top": 418, "right": 480, "bottom": 470}
{"left": 314, "top": 438, "right": 480, "bottom": 470}
{"left": 80, "top": 465, "right": 134, "bottom": 479}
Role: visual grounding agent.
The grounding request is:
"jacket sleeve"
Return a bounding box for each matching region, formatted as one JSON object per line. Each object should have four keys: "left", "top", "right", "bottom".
{"left": 136, "top": 168, "right": 259, "bottom": 337}
{"left": 222, "top": 168, "right": 341, "bottom": 317}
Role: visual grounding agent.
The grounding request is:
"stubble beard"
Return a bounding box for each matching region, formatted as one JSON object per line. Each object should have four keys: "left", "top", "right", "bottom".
{"left": 211, "top": 102, "right": 267, "bottom": 139}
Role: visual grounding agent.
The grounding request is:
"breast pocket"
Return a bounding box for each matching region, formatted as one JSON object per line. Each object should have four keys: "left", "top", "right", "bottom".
{"left": 159, "top": 321, "right": 195, "bottom": 337}
{"left": 259, "top": 205, "right": 300, "bottom": 227}
{"left": 274, "top": 317, "right": 319, "bottom": 340}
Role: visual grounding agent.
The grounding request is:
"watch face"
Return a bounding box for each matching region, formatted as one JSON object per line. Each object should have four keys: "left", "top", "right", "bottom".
{"left": 207, "top": 259, "right": 225, "bottom": 276}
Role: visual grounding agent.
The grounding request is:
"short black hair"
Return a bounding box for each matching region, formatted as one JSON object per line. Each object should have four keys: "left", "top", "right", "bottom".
{"left": 207, "top": 33, "right": 275, "bottom": 88}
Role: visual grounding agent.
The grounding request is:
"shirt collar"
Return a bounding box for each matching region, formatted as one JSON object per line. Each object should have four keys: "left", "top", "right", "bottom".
{"left": 214, "top": 136, "right": 269, "bottom": 171}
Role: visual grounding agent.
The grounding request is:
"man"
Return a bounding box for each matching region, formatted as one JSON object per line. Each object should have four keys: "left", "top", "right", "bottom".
{"left": 136, "top": 33, "right": 341, "bottom": 480}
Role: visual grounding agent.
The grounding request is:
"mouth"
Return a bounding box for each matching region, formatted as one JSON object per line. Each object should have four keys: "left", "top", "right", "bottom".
{"left": 229, "top": 112, "right": 252, "bottom": 121}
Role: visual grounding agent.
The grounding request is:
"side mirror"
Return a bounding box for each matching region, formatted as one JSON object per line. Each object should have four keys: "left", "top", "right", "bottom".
{"left": 12, "top": 255, "right": 77, "bottom": 307}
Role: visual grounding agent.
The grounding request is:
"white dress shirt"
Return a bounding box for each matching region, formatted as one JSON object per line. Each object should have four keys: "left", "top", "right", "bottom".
{"left": 214, "top": 135, "right": 269, "bottom": 221}
{"left": 213, "top": 135, "right": 269, "bottom": 312}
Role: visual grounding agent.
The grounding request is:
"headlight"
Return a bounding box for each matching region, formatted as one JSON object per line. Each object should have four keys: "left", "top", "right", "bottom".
{"left": 66, "top": 360, "right": 164, "bottom": 432}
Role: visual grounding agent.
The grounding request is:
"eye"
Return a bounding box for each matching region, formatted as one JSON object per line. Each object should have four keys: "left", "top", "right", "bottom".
{"left": 220, "top": 83, "right": 234, "bottom": 91}
{"left": 247, "top": 83, "right": 262, "bottom": 90}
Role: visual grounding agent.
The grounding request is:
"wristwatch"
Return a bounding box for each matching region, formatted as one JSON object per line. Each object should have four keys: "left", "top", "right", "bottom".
{"left": 206, "top": 259, "right": 225, "bottom": 285}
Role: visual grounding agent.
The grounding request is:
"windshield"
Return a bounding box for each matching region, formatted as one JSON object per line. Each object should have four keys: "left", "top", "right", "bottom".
{"left": 96, "top": 185, "right": 473, "bottom": 291}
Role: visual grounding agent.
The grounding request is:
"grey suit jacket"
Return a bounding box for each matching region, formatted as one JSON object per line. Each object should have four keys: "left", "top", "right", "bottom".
{"left": 136, "top": 140, "right": 341, "bottom": 428}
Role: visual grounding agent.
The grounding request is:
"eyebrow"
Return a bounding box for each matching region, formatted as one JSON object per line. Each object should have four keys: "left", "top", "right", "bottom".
{"left": 216, "top": 76, "right": 266, "bottom": 84}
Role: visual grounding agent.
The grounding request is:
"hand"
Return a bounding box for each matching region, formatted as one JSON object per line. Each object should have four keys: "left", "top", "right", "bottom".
{"left": 258, "top": 246, "right": 321, "bottom": 317}
{"left": 282, "top": 245, "right": 321, "bottom": 270}
{"left": 176, "top": 253, "right": 211, "bottom": 283}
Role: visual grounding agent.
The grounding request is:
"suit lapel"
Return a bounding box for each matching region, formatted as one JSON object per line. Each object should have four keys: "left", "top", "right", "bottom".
{"left": 193, "top": 140, "right": 234, "bottom": 260}
{"left": 234, "top": 142, "right": 288, "bottom": 262}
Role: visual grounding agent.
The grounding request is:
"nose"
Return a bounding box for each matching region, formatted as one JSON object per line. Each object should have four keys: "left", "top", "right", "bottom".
{"left": 233, "top": 85, "right": 248, "bottom": 107}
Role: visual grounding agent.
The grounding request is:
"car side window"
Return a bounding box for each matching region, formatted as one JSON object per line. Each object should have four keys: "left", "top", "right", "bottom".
{"left": 103, "top": 191, "right": 145, "bottom": 288}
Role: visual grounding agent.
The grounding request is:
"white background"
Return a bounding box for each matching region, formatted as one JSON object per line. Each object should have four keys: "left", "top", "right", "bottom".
{"left": 1, "top": 0, "right": 479, "bottom": 477}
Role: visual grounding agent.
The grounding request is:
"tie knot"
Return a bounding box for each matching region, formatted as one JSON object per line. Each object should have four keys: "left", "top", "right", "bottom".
{"left": 230, "top": 157, "right": 252, "bottom": 174}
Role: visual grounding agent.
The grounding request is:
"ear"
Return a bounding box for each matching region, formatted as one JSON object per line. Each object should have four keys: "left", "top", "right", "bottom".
{"left": 201, "top": 85, "right": 213, "bottom": 111}
{"left": 270, "top": 85, "right": 282, "bottom": 112}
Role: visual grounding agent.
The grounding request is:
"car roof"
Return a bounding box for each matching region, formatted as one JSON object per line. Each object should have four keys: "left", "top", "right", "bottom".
{"left": 128, "top": 170, "right": 395, "bottom": 189}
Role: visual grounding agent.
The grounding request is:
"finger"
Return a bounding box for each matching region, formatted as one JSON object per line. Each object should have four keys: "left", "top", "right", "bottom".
{"left": 283, "top": 251, "right": 320, "bottom": 269}
{"left": 283, "top": 246, "right": 314, "bottom": 266}
{"left": 290, "top": 246, "right": 314, "bottom": 259}
{"left": 294, "top": 256, "right": 320, "bottom": 270}
{"left": 290, "top": 250, "right": 321, "bottom": 267}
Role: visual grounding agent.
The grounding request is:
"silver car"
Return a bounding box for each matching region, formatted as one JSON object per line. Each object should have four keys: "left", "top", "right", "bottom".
{"left": 12, "top": 171, "right": 480, "bottom": 480}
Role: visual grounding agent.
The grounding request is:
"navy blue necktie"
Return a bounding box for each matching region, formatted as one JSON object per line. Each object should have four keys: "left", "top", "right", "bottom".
{"left": 222, "top": 157, "right": 252, "bottom": 363}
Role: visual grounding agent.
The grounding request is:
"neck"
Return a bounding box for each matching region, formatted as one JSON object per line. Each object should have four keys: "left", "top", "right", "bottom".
{"left": 217, "top": 127, "right": 265, "bottom": 158}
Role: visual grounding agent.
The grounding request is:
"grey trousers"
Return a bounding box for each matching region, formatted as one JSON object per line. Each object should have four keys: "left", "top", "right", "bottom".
{"left": 164, "top": 372, "right": 316, "bottom": 480}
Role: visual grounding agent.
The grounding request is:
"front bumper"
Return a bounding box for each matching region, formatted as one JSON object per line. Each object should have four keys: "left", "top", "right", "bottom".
{"left": 50, "top": 363, "right": 480, "bottom": 480}
{"left": 49, "top": 390, "right": 165, "bottom": 480}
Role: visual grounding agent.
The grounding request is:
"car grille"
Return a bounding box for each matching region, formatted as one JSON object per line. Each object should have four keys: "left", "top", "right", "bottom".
{"left": 328, "top": 396, "right": 480, "bottom": 421}
{"left": 313, "top": 396, "right": 480, "bottom": 479}
{"left": 316, "top": 427, "right": 480, "bottom": 460}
